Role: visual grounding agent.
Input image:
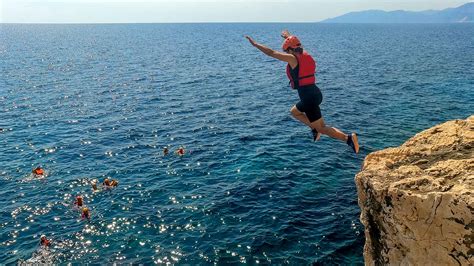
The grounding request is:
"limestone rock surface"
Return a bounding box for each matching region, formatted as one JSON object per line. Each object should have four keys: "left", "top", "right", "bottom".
{"left": 355, "top": 116, "right": 474, "bottom": 265}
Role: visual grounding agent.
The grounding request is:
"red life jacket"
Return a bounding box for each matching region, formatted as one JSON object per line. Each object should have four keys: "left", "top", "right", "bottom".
{"left": 34, "top": 168, "right": 44, "bottom": 175}
{"left": 41, "top": 238, "right": 50, "bottom": 246}
{"left": 286, "top": 51, "right": 316, "bottom": 89}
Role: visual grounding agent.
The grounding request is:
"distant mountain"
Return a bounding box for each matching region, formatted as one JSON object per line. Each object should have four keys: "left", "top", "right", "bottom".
{"left": 321, "top": 2, "right": 473, "bottom": 23}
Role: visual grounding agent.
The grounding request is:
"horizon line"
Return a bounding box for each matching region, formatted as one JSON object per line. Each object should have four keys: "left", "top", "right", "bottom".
{"left": 1, "top": 21, "right": 472, "bottom": 25}
{"left": 2, "top": 22, "right": 319, "bottom": 24}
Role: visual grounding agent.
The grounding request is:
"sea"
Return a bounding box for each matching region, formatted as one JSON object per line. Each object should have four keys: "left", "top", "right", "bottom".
{"left": 0, "top": 23, "right": 473, "bottom": 264}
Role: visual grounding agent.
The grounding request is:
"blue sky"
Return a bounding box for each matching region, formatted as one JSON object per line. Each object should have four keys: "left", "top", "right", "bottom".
{"left": 1, "top": 0, "right": 471, "bottom": 23}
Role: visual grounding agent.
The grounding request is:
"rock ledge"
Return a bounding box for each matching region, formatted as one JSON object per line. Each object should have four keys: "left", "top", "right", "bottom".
{"left": 355, "top": 116, "right": 473, "bottom": 265}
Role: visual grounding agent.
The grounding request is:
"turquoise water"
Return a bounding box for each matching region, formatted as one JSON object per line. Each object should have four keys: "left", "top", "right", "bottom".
{"left": 0, "top": 23, "right": 473, "bottom": 264}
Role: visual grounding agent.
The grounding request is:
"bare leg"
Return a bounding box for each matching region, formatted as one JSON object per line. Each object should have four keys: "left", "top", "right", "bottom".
{"left": 310, "top": 117, "right": 347, "bottom": 142}
{"left": 290, "top": 105, "right": 321, "bottom": 141}
{"left": 291, "top": 106, "right": 359, "bottom": 153}
{"left": 290, "top": 105, "right": 311, "bottom": 127}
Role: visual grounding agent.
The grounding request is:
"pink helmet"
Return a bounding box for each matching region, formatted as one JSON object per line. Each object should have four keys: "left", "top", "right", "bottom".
{"left": 282, "top": 36, "right": 301, "bottom": 51}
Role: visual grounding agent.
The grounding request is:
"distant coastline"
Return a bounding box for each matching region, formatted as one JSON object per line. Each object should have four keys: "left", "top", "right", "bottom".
{"left": 321, "top": 2, "right": 473, "bottom": 23}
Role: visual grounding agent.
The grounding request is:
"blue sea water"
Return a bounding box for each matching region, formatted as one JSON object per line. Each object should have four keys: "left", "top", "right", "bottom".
{"left": 0, "top": 23, "right": 473, "bottom": 264}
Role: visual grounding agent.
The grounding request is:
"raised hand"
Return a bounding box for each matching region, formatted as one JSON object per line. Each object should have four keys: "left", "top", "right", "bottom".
{"left": 281, "top": 29, "right": 291, "bottom": 39}
{"left": 245, "top": 36, "right": 256, "bottom": 46}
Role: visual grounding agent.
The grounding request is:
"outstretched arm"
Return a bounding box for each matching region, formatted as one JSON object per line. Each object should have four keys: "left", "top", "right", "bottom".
{"left": 245, "top": 36, "right": 297, "bottom": 66}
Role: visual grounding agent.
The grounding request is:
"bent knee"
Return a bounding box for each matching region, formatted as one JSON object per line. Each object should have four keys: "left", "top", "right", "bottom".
{"left": 311, "top": 121, "right": 326, "bottom": 133}
{"left": 313, "top": 124, "right": 324, "bottom": 133}
{"left": 290, "top": 106, "right": 302, "bottom": 116}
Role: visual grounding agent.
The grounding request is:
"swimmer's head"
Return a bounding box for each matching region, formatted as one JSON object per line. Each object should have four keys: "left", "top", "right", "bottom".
{"left": 82, "top": 207, "right": 90, "bottom": 219}
{"left": 40, "top": 235, "right": 48, "bottom": 245}
{"left": 33, "top": 167, "right": 44, "bottom": 175}
{"left": 103, "top": 178, "right": 111, "bottom": 186}
{"left": 76, "top": 196, "right": 83, "bottom": 205}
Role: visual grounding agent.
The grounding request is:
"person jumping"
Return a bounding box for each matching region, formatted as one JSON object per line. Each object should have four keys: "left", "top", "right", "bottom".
{"left": 245, "top": 30, "right": 359, "bottom": 153}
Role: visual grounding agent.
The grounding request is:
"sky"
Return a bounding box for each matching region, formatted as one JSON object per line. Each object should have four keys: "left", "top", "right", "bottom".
{"left": 0, "top": 0, "right": 471, "bottom": 23}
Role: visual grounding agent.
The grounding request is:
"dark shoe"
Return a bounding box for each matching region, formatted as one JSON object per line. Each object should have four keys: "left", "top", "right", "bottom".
{"left": 347, "top": 133, "right": 359, "bottom": 153}
{"left": 312, "top": 128, "right": 321, "bottom": 142}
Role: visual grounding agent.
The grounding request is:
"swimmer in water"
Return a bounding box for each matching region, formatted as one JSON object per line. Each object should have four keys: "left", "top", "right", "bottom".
{"left": 74, "top": 195, "right": 83, "bottom": 207}
{"left": 163, "top": 147, "right": 169, "bottom": 156}
{"left": 81, "top": 207, "right": 90, "bottom": 220}
{"left": 176, "top": 146, "right": 185, "bottom": 156}
{"left": 40, "top": 235, "right": 50, "bottom": 247}
{"left": 103, "top": 178, "right": 111, "bottom": 187}
{"left": 91, "top": 180, "right": 99, "bottom": 192}
{"left": 103, "top": 178, "right": 118, "bottom": 188}
{"left": 32, "top": 166, "right": 45, "bottom": 177}
{"left": 110, "top": 179, "right": 118, "bottom": 187}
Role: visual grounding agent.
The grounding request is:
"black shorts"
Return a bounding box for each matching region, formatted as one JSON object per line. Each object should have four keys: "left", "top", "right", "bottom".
{"left": 295, "top": 84, "right": 323, "bottom": 123}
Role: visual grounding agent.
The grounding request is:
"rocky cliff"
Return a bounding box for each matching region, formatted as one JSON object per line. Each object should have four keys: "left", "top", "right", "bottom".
{"left": 355, "top": 116, "right": 473, "bottom": 265}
